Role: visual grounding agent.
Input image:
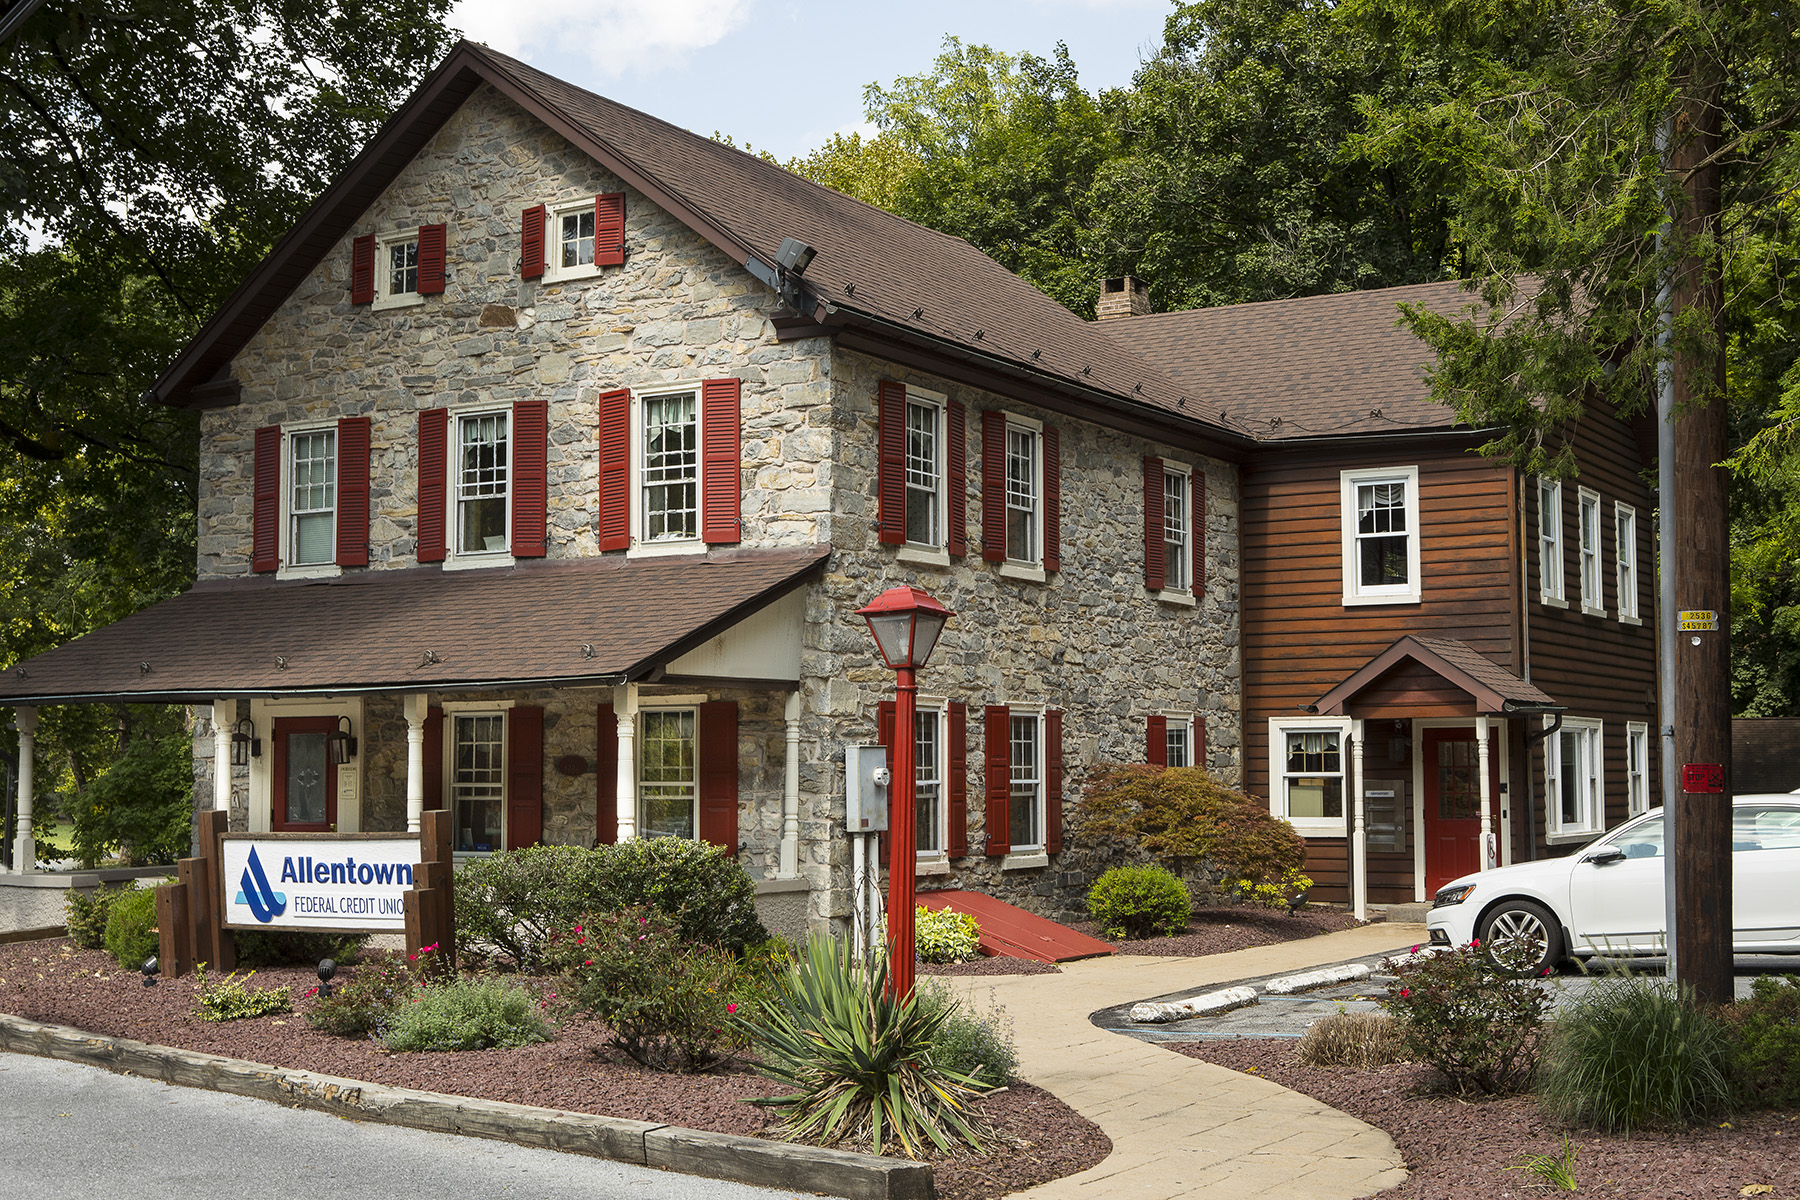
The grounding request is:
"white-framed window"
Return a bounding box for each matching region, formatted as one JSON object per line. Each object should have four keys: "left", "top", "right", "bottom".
{"left": 1164, "top": 714, "right": 1194, "bottom": 769}
{"left": 454, "top": 409, "right": 510, "bottom": 557}
{"left": 1004, "top": 421, "right": 1041, "bottom": 567}
{"left": 1546, "top": 715, "right": 1604, "bottom": 838}
{"left": 542, "top": 198, "right": 599, "bottom": 283}
{"left": 451, "top": 711, "right": 506, "bottom": 853}
{"left": 1163, "top": 466, "right": 1192, "bottom": 592}
{"left": 905, "top": 392, "right": 944, "bottom": 550}
{"left": 639, "top": 389, "right": 700, "bottom": 547}
{"left": 374, "top": 231, "right": 423, "bottom": 310}
{"left": 915, "top": 703, "right": 945, "bottom": 856}
{"left": 1538, "top": 478, "right": 1565, "bottom": 604}
{"left": 1268, "top": 716, "right": 1350, "bottom": 834}
{"left": 1340, "top": 466, "right": 1421, "bottom": 605}
{"left": 285, "top": 426, "right": 336, "bottom": 573}
{"left": 1626, "top": 721, "right": 1649, "bottom": 817}
{"left": 1615, "top": 503, "right": 1639, "bottom": 622}
{"left": 1578, "top": 487, "right": 1604, "bottom": 615}
{"left": 1008, "top": 710, "right": 1043, "bottom": 850}
{"left": 639, "top": 707, "right": 699, "bottom": 839}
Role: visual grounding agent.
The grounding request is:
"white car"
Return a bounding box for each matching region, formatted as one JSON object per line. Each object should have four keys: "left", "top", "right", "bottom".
{"left": 1425, "top": 795, "right": 1800, "bottom": 975}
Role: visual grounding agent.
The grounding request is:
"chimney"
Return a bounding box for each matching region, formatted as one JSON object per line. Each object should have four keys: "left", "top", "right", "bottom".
{"left": 1097, "top": 275, "right": 1150, "bottom": 321}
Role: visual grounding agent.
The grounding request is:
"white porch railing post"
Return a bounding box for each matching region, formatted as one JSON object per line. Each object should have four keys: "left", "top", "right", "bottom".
{"left": 213, "top": 698, "right": 235, "bottom": 813}
{"left": 1477, "top": 715, "right": 1494, "bottom": 871}
{"left": 615, "top": 683, "right": 638, "bottom": 843}
{"left": 12, "top": 706, "right": 37, "bottom": 873}
{"left": 404, "top": 693, "right": 428, "bottom": 834}
{"left": 779, "top": 690, "right": 802, "bottom": 879}
{"left": 1350, "top": 719, "right": 1366, "bottom": 922}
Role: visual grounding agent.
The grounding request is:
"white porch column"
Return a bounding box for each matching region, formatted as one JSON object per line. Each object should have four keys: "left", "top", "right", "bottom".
{"left": 1476, "top": 715, "right": 1494, "bottom": 871}
{"left": 212, "top": 698, "right": 236, "bottom": 813}
{"left": 614, "top": 683, "right": 639, "bottom": 843}
{"left": 1350, "top": 718, "right": 1367, "bottom": 922}
{"left": 779, "top": 690, "right": 803, "bottom": 879}
{"left": 12, "top": 707, "right": 37, "bottom": 873}
{"left": 404, "top": 693, "right": 429, "bottom": 834}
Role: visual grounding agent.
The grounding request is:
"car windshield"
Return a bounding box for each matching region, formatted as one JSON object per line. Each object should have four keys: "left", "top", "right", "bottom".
{"left": 1599, "top": 814, "right": 1665, "bottom": 859}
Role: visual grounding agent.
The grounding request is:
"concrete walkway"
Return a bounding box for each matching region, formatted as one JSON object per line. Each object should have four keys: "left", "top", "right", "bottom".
{"left": 950, "top": 923, "right": 1426, "bottom": 1200}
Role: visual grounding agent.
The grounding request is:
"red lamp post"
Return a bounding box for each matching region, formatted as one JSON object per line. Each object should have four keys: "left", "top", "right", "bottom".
{"left": 856, "top": 584, "right": 953, "bottom": 998}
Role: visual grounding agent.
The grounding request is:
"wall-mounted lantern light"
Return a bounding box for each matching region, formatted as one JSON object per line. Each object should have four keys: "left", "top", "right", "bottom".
{"left": 327, "top": 715, "right": 358, "bottom": 764}
{"left": 230, "top": 718, "right": 261, "bottom": 766}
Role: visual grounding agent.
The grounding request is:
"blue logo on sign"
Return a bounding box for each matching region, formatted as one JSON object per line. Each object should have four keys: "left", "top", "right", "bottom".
{"left": 234, "top": 845, "right": 288, "bottom": 923}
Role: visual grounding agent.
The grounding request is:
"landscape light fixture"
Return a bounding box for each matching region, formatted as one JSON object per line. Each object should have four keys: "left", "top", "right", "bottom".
{"left": 230, "top": 718, "right": 261, "bottom": 766}
{"left": 327, "top": 715, "right": 358, "bottom": 764}
{"left": 775, "top": 236, "right": 816, "bottom": 275}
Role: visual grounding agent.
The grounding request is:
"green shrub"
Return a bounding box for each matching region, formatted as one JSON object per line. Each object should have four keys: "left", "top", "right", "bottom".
{"left": 234, "top": 929, "right": 368, "bottom": 968}
{"left": 1295, "top": 1011, "right": 1408, "bottom": 1068}
{"left": 66, "top": 728, "right": 196, "bottom": 867}
{"left": 382, "top": 975, "right": 556, "bottom": 1052}
{"left": 455, "top": 840, "right": 767, "bottom": 971}
{"left": 102, "top": 884, "right": 162, "bottom": 969}
{"left": 1538, "top": 974, "right": 1736, "bottom": 1132}
{"left": 66, "top": 883, "right": 132, "bottom": 950}
{"left": 1087, "top": 864, "right": 1191, "bottom": 939}
{"left": 1228, "top": 867, "right": 1314, "bottom": 909}
{"left": 917, "top": 980, "right": 1017, "bottom": 1084}
{"left": 742, "top": 935, "right": 992, "bottom": 1157}
{"left": 1075, "top": 765, "right": 1307, "bottom": 884}
{"left": 1730, "top": 974, "right": 1800, "bottom": 1108}
{"left": 546, "top": 906, "right": 749, "bottom": 1072}
{"left": 303, "top": 952, "right": 423, "bottom": 1038}
{"left": 1379, "top": 945, "right": 1549, "bottom": 1095}
{"left": 913, "top": 904, "right": 980, "bottom": 964}
{"left": 194, "top": 967, "right": 293, "bottom": 1021}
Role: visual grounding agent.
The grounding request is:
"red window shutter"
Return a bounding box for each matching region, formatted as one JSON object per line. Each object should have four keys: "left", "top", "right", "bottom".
{"left": 981, "top": 410, "right": 1006, "bottom": 562}
{"left": 506, "top": 705, "right": 545, "bottom": 850}
{"left": 876, "top": 381, "right": 906, "bottom": 545}
{"left": 1045, "top": 709, "right": 1064, "bottom": 855}
{"left": 947, "top": 399, "right": 967, "bottom": 556}
{"left": 947, "top": 701, "right": 968, "bottom": 857}
{"left": 1043, "top": 424, "right": 1061, "bottom": 572}
{"left": 1143, "top": 456, "right": 1166, "bottom": 590}
{"left": 252, "top": 425, "right": 280, "bottom": 573}
{"left": 1195, "top": 714, "right": 1208, "bottom": 771}
{"left": 423, "top": 707, "right": 444, "bottom": 810}
{"left": 511, "top": 399, "right": 549, "bottom": 557}
{"left": 595, "top": 192, "right": 626, "bottom": 267}
{"left": 595, "top": 703, "right": 618, "bottom": 845}
{"left": 521, "top": 204, "right": 546, "bottom": 279}
{"left": 701, "top": 377, "right": 742, "bottom": 544}
{"left": 983, "top": 705, "right": 1011, "bottom": 856}
{"left": 876, "top": 700, "right": 896, "bottom": 866}
{"left": 1147, "top": 714, "right": 1167, "bottom": 767}
{"left": 699, "top": 701, "right": 739, "bottom": 854}
{"left": 417, "top": 223, "right": 446, "bottom": 295}
{"left": 597, "top": 388, "right": 631, "bottom": 551}
{"left": 335, "top": 416, "right": 371, "bottom": 568}
{"left": 1194, "top": 468, "right": 1207, "bottom": 595}
{"left": 350, "top": 234, "right": 375, "bottom": 304}
{"left": 417, "top": 409, "right": 448, "bottom": 563}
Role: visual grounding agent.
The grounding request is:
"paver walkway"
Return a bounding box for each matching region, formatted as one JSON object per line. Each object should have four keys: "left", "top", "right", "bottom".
{"left": 950, "top": 922, "right": 1426, "bottom": 1200}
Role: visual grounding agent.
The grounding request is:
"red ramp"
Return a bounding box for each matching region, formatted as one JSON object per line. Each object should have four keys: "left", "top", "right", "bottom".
{"left": 919, "top": 890, "right": 1114, "bottom": 963}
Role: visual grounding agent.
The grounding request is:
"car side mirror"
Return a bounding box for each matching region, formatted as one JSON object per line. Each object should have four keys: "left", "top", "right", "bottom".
{"left": 1583, "top": 846, "right": 1626, "bottom": 866}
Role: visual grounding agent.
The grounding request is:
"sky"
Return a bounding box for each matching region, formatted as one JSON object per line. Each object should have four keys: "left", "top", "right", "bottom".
{"left": 446, "top": 0, "right": 1175, "bottom": 162}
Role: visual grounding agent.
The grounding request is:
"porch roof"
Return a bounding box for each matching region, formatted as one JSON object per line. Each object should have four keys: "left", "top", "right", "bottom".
{"left": 0, "top": 546, "right": 828, "bottom": 705}
{"left": 1310, "top": 635, "right": 1560, "bottom": 718}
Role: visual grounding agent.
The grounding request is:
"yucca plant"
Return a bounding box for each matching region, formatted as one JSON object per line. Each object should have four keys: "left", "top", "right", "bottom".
{"left": 740, "top": 935, "right": 993, "bottom": 1158}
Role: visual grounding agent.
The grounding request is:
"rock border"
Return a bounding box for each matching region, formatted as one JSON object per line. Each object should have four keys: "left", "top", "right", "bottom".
{"left": 0, "top": 1013, "right": 930, "bottom": 1200}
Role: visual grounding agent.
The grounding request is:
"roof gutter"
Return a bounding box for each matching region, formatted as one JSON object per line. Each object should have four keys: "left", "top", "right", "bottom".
{"left": 1253, "top": 425, "right": 1506, "bottom": 452}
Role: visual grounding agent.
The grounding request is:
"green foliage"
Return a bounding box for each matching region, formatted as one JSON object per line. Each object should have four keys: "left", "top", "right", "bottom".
{"left": 1538, "top": 974, "right": 1736, "bottom": 1132}
{"left": 64, "top": 882, "right": 131, "bottom": 950}
{"left": 1086, "top": 865, "right": 1192, "bottom": 940}
{"left": 454, "top": 840, "right": 767, "bottom": 971}
{"left": 193, "top": 966, "right": 293, "bottom": 1022}
{"left": 381, "top": 976, "right": 557, "bottom": 1053}
{"left": 303, "top": 952, "right": 421, "bottom": 1039}
{"left": 915, "top": 981, "right": 1018, "bottom": 1085}
{"left": 64, "top": 728, "right": 195, "bottom": 867}
{"left": 233, "top": 929, "right": 368, "bottom": 968}
{"left": 912, "top": 904, "right": 980, "bottom": 964}
{"left": 742, "top": 935, "right": 992, "bottom": 1157}
{"left": 1076, "top": 766, "right": 1308, "bottom": 885}
{"left": 546, "top": 906, "right": 750, "bottom": 1072}
{"left": 1294, "top": 1012, "right": 1407, "bottom": 1069}
{"left": 1228, "top": 867, "right": 1314, "bottom": 909}
{"left": 1507, "top": 1138, "right": 1580, "bottom": 1192}
{"left": 101, "top": 883, "right": 161, "bottom": 969}
{"left": 1729, "top": 974, "right": 1800, "bottom": 1108}
{"left": 1379, "top": 945, "right": 1550, "bottom": 1096}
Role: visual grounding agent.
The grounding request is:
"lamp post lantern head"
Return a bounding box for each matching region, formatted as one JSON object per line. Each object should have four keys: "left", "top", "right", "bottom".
{"left": 856, "top": 586, "right": 953, "bottom": 671}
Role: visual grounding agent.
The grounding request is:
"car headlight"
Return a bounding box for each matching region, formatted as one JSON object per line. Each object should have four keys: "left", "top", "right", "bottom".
{"left": 1432, "top": 884, "right": 1477, "bottom": 908}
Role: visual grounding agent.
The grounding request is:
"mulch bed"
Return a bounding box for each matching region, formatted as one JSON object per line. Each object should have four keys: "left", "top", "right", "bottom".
{"left": 0, "top": 940, "right": 1106, "bottom": 1200}
{"left": 1176, "top": 1037, "right": 1800, "bottom": 1199}
{"left": 1067, "top": 903, "right": 1363, "bottom": 958}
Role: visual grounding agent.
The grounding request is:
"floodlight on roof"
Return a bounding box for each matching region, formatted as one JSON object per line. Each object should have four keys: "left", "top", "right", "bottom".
{"left": 775, "top": 237, "right": 816, "bottom": 275}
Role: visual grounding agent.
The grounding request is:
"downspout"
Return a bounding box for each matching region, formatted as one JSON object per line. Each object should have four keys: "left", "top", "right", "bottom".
{"left": 1518, "top": 469, "right": 1535, "bottom": 859}
{"left": 1524, "top": 711, "right": 1565, "bottom": 861}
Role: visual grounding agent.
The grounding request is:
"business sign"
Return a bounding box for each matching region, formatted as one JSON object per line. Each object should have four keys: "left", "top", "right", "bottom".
{"left": 220, "top": 836, "right": 422, "bottom": 932}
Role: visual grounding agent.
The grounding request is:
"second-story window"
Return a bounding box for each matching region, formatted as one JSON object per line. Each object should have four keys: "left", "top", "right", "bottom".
{"left": 457, "top": 411, "right": 509, "bottom": 555}
{"left": 643, "top": 390, "right": 699, "bottom": 543}
{"left": 1340, "top": 466, "right": 1420, "bottom": 604}
{"left": 1616, "top": 502, "right": 1639, "bottom": 621}
{"left": 1163, "top": 468, "right": 1190, "bottom": 591}
{"left": 906, "top": 398, "right": 942, "bottom": 547}
{"left": 1005, "top": 425, "right": 1038, "bottom": 564}
{"left": 1539, "top": 478, "right": 1565, "bottom": 603}
{"left": 289, "top": 430, "right": 336, "bottom": 566}
{"left": 1579, "top": 487, "right": 1604, "bottom": 615}
{"left": 560, "top": 208, "right": 595, "bottom": 270}
{"left": 388, "top": 237, "right": 419, "bottom": 297}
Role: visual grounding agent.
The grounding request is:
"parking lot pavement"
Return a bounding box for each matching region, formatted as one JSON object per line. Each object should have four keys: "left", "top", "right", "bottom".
{"left": 1095, "top": 950, "right": 1800, "bottom": 1042}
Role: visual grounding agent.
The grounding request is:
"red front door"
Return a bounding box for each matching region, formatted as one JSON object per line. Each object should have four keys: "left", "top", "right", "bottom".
{"left": 272, "top": 716, "right": 338, "bottom": 832}
{"left": 1422, "top": 728, "right": 1499, "bottom": 894}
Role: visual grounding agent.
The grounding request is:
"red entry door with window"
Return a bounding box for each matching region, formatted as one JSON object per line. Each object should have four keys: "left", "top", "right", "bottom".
{"left": 272, "top": 716, "right": 338, "bottom": 832}
{"left": 1422, "top": 727, "right": 1499, "bottom": 894}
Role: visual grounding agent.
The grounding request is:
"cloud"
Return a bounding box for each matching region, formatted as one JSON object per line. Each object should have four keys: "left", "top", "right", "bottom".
{"left": 449, "top": 0, "right": 753, "bottom": 74}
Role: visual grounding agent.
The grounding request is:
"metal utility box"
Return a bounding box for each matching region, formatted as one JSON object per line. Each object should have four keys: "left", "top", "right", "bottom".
{"left": 1362, "top": 779, "right": 1407, "bottom": 853}
{"left": 845, "top": 744, "right": 891, "bottom": 832}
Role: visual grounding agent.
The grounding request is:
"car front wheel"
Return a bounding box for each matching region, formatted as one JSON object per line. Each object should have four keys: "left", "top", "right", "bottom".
{"left": 1478, "top": 900, "right": 1563, "bottom": 976}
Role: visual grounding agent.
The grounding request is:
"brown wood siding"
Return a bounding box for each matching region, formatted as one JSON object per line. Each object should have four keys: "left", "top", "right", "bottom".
{"left": 1351, "top": 660, "right": 1479, "bottom": 719}
{"left": 1298, "top": 841, "right": 1415, "bottom": 905}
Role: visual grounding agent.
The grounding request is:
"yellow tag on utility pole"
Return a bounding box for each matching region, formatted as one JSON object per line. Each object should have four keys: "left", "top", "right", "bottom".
{"left": 1679, "top": 610, "right": 1718, "bottom": 631}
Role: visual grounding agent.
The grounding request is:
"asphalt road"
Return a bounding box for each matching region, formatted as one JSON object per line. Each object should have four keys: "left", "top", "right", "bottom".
{"left": 0, "top": 1052, "right": 817, "bottom": 1200}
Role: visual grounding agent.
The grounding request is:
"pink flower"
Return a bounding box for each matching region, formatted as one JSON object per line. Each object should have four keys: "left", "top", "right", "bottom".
{"left": 1399, "top": 988, "right": 1411, "bottom": 998}
{"left": 1411, "top": 944, "right": 1420, "bottom": 954}
{"left": 1469, "top": 938, "right": 1481, "bottom": 948}
{"left": 575, "top": 925, "right": 583, "bottom": 933}
{"left": 726, "top": 1002, "right": 738, "bottom": 1015}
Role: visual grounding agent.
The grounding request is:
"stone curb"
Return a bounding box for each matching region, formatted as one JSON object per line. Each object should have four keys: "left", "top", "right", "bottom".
{"left": 1262, "top": 963, "right": 1371, "bottom": 995}
{"left": 1128, "top": 985, "right": 1257, "bottom": 1024}
{"left": 0, "top": 1014, "right": 930, "bottom": 1200}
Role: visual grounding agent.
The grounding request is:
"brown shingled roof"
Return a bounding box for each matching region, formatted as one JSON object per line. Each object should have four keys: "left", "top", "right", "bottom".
{"left": 1312, "top": 634, "right": 1560, "bottom": 716}
{"left": 0, "top": 548, "right": 827, "bottom": 704}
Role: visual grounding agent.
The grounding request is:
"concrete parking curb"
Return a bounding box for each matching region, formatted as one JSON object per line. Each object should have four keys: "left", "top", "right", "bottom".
{"left": 0, "top": 1013, "right": 930, "bottom": 1200}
